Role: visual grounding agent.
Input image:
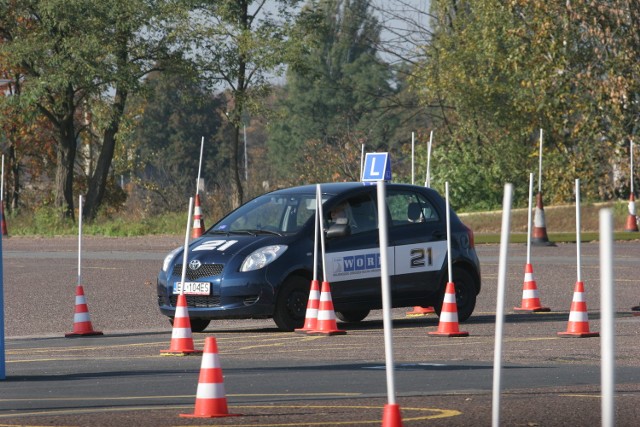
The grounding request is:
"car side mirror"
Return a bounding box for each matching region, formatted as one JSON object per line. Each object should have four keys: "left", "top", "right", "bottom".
{"left": 326, "top": 223, "right": 351, "bottom": 239}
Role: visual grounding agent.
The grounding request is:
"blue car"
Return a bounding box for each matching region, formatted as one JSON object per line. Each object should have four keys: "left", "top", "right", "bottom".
{"left": 157, "top": 182, "right": 481, "bottom": 332}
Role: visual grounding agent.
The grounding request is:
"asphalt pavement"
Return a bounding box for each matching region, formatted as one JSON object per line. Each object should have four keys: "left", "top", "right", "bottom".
{"left": 1, "top": 236, "right": 639, "bottom": 426}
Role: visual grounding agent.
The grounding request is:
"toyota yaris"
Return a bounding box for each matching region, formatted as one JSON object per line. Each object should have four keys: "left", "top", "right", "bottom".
{"left": 157, "top": 182, "right": 481, "bottom": 332}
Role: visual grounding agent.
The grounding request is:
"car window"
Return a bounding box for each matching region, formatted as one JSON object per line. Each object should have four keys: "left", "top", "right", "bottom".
{"left": 214, "top": 193, "right": 323, "bottom": 234}
{"left": 386, "top": 190, "right": 439, "bottom": 226}
{"left": 327, "top": 193, "right": 377, "bottom": 235}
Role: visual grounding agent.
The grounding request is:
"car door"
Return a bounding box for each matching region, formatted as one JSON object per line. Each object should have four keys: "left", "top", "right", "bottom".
{"left": 323, "top": 189, "right": 384, "bottom": 306}
{"left": 386, "top": 189, "right": 447, "bottom": 302}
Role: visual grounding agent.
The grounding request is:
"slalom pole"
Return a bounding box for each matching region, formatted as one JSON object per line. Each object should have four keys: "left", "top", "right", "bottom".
{"left": 360, "top": 143, "right": 365, "bottom": 181}
{"left": 1, "top": 154, "right": 4, "bottom": 205}
{"left": 377, "top": 179, "right": 402, "bottom": 425}
{"left": 538, "top": 129, "right": 543, "bottom": 194}
{"left": 599, "top": 209, "right": 615, "bottom": 427}
{"left": 425, "top": 131, "right": 433, "bottom": 187}
{"left": 0, "top": 171, "right": 4, "bottom": 380}
{"left": 196, "top": 137, "right": 204, "bottom": 195}
{"left": 179, "top": 197, "right": 195, "bottom": 296}
{"left": 527, "top": 173, "right": 533, "bottom": 265}
{"left": 411, "top": 132, "right": 415, "bottom": 185}
{"left": 491, "top": 183, "right": 513, "bottom": 427}
{"left": 78, "top": 195, "right": 83, "bottom": 288}
{"left": 317, "top": 185, "right": 327, "bottom": 282}
{"left": 575, "top": 179, "right": 582, "bottom": 283}
{"left": 313, "top": 185, "right": 320, "bottom": 282}
{"left": 445, "top": 182, "right": 452, "bottom": 283}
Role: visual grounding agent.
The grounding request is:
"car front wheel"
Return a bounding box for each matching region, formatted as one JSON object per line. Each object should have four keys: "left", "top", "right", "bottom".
{"left": 434, "top": 267, "right": 477, "bottom": 322}
{"left": 335, "top": 309, "right": 370, "bottom": 323}
{"left": 273, "top": 276, "right": 309, "bottom": 331}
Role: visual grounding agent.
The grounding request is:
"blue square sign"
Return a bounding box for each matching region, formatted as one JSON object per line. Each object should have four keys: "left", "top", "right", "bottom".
{"left": 362, "top": 153, "right": 392, "bottom": 181}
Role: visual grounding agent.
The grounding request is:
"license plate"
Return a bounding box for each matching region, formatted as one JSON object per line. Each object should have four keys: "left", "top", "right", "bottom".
{"left": 173, "top": 282, "right": 211, "bottom": 295}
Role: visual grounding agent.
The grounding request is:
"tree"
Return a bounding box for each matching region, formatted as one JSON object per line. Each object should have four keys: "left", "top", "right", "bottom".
{"left": 0, "top": 0, "right": 186, "bottom": 220}
{"left": 267, "top": 0, "right": 400, "bottom": 184}
{"left": 183, "top": 0, "right": 305, "bottom": 208}
{"left": 410, "top": 0, "right": 640, "bottom": 209}
{"left": 125, "top": 70, "right": 228, "bottom": 214}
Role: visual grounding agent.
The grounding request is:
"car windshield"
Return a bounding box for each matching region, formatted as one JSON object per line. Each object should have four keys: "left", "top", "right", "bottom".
{"left": 211, "top": 192, "right": 328, "bottom": 235}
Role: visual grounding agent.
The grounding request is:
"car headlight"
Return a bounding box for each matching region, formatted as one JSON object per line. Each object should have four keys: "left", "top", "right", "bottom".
{"left": 162, "top": 247, "right": 182, "bottom": 272}
{"left": 240, "top": 245, "right": 288, "bottom": 272}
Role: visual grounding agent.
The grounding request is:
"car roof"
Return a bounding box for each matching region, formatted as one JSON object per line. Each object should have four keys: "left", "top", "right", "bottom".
{"left": 268, "top": 182, "right": 441, "bottom": 197}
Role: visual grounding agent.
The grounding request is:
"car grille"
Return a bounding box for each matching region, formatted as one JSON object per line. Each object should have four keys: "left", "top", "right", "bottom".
{"left": 172, "top": 263, "right": 223, "bottom": 280}
{"left": 169, "top": 295, "right": 221, "bottom": 308}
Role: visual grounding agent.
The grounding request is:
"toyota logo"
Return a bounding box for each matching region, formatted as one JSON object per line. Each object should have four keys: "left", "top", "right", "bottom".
{"left": 188, "top": 259, "right": 201, "bottom": 270}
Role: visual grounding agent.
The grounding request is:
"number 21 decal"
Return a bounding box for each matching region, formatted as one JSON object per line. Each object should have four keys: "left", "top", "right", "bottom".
{"left": 410, "top": 247, "right": 433, "bottom": 268}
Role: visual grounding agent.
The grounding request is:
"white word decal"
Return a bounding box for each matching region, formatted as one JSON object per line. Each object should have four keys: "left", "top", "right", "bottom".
{"left": 193, "top": 240, "right": 238, "bottom": 252}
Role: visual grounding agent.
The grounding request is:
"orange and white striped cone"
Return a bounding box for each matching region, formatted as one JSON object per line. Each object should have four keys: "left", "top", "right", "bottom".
{"left": 514, "top": 263, "right": 550, "bottom": 312}
{"left": 382, "top": 403, "right": 403, "bottom": 427}
{"left": 428, "top": 282, "right": 469, "bottom": 337}
{"left": 161, "top": 294, "right": 202, "bottom": 355}
{"left": 191, "top": 194, "right": 206, "bottom": 238}
{"left": 532, "top": 192, "right": 553, "bottom": 245}
{"left": 406, "top": 306, "right": 435, "bottom": 317}
{"left": 295, "top": 279, "right": 320, "bottom": 333}
{"left": 65, "top": 285, "right": 103, "bottom": 337}
{"left": 307, "top": 281, "right": 346, "bottom": 335}
{"left": 558, "top": 281, "right": 599, "bottom": 337}
{"left": 1, "top": 203, "right": 7, "bottom": 236}
{"left": 624, "top": 193, "right": 638, "bottom": 232}
{"left": 180, "top": 337, "right": 241, "bottom": 418}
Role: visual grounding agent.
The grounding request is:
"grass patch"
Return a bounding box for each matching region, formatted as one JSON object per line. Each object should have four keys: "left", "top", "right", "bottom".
{"left": 2, "top": 200, "right": 639, "bottom": 244}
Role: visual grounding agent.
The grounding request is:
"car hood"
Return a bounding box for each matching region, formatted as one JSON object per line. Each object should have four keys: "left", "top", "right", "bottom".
{"left": 167, "top": 234, "right": 287, "bottom": 268}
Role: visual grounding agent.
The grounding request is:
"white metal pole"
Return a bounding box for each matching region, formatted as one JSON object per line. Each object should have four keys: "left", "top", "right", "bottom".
{"left": 313, "top": 185, "right": 321, "bottom": 282}
{"left": 575, "top": 179, "right": 582, "bottom": 282}
{"left": 631, "top": 140, "right": 634, "bottom": 195}
{"left": 527, "top": 173, "right": 533, "bottom": 264}
{"left": 318, "top": 185, "right": 327, "bottom": 281}
{"left": 376, "top": 180, "right": 397, "bottom": 405}
{"left": 179, "top": 197, "right": 195, "bottom": 295}
{"left": 411, "top": 132, "right": 415, "bottom": 185}
{"left": 360, "top": 144, "right": 365, "bottom": 181}
{"left": 78, "top": 195, "right": 83, "bottom": 287}
{"left": 196, "top": 137, "right": 204, "bottom": 195}
{"left": 491, "top": 183, "right": 513, "bottom": 427}
{"left": 445, "top": 182, "right": 452, "bottom": 283}
{"left": 599, "top": 208, "right": 615, "bottom": 427}
{"left": 538, "top": 129, "right": 543, "bottom": 194}
{"left": 1, "top": 155, "right": 4, "bottom": 202}
{"left": 425, "top": 131, "right": 433, "bottom": 187}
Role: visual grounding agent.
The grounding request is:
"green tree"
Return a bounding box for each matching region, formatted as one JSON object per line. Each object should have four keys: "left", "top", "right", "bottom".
{"left": 125, "top": 70, "right": 228, "bottom": 213}
{"left": 0, "top": 0, "right": 185, "bottom": 219}
{"left": 183, "top": 0, "right": 304, "bottom": 208}
{"left": 268, "top": 0, "right": 399, "bottom": 183}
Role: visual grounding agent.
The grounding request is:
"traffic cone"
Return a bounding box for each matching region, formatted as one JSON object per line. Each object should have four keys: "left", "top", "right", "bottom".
{"left": 65, "top": 285, "right": 103, "bottom": 337}
{"left": 295, "top": 279, "right": 320, "bottom": 333}
{"left": 307, "top": 281, "right": 346, "bottom": 335}
{"left": 180, "top": 337, "right": 241, "bottom": 418}
{"left": 514, "top": 263, "right": 550, "bottom": 312}
{"left": 624, "top": 193, "right": 638, "bottom": 232}
{"left": 406, "top": 306, "right": 435, "bottom": 317}
{"left": 558, "top": 281, "right": 599, "bottom": 337}
{"left": 382, "top": 403, "right": 403, "bottom": 427}
{"left": 428, "top": 282, "right": 469, "bottom": 337}
{"left": 191, "top": 194, "right": 206, "bottom": 238}
{"left": 532, "top": 192, "right": 554, "bottom": 245}
{"left": 161, "top": 294, "right": 202, "bottom": 355}
{"left": 1, "top": 203, "right": 7, "bottom": 236}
